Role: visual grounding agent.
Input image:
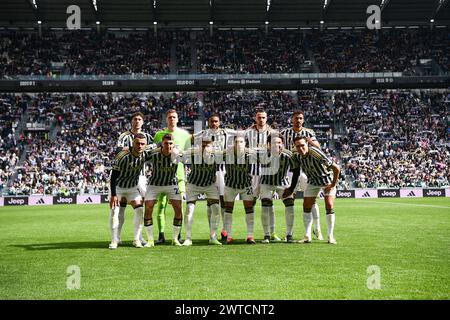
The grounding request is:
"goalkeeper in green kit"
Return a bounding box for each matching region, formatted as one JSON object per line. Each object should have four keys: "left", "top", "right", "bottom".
{"left": 153, "top": 109, "right": 191, "bottom": 243}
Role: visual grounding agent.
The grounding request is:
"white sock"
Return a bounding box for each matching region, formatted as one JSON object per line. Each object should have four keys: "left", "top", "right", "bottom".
{"left": 221, "top": 207, "right": 226, "bottom": 231}
{"left": 303, "top": 211, "right": 313, "bottom": 239}
{"left": 185, "top": 203, "right": 195, "bottom": 240}
{"left": 173, "top": 225, "right": 182, "bottom": 241}
{"left": 109, "top": 207, "right": 120, "bottom": 243}
{"left": 224, "top": 211, "right": 233, "bottom": 238}
{"left": 312, "top": 203, "right": 321, "bottom": 233}
{"left": 269, "top": 206, "right": 275, "bottom": 234}
{"left": 210, "top": 203, "right": 220, "bottom": 239}
{"left": 206, "top": 205, "right": 212, "bottom": 227}
{"left": 261, "top": 206, "right": 271, "bottom": 236}
{"left": 144, "top": 224, "right": 154, "bottom": 242}
{"left": 326, "top": 213, "right": 335, "bottom": 239}
{"left": 118, "top": 206, "right": 126, "bottom": 241}
{"left": 285, "top": 206, "right": 295, "bottom": 236}
{"left": 133, "top": 206, "right": 144, "bottom": 241}
{"left": 245, "top": 210, "right": 255, "bottom": 238}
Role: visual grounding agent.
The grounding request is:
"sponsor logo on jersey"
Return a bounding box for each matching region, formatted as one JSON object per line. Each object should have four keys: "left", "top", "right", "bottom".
{"left": 423, "top": 189, "right": 445, "bottom": 197}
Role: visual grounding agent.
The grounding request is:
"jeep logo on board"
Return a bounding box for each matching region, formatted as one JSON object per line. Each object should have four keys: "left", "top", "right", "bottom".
{"left": 424, "top": 189, "right": 444, "bottom": 197}
{"left": 53, "top": 196, "right": 76, "bottom": 204}
{"left": 377, "top": 189, "right": 400, "bottom": 198}
{"left": 5, "top": 197, "right": 28, "bottom": 206}
{"left": 336, "top": 190, "right": 355, "bottom": 198}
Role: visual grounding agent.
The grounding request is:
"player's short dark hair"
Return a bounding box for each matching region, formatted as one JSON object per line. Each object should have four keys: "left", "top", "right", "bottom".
{"left": 162, "top": 133, "right": 173, "bottom": 141}
{"left": 268, "top": 133, "right": 284, "bottom": 144}
{"left": 255, "top": 109, "right": 267, "bottom": 115}
{"left": 293, "top": 136, "right": 308, "bottom": 144}
{"left": 292, "top": 111, "right": 304, "bottom": 118}
{"left": 131, "top": 112, "right": 144, "bottom": 121}
{"left": 208, "top": 114, "right": 220, "bottom": 120}
{"left": 134, "top": 133, "right": 146, "bottom": 140}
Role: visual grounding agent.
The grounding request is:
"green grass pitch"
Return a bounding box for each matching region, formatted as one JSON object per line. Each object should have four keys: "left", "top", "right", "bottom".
{"left": 0, "top": 198, "right": 449, "bottom": 300}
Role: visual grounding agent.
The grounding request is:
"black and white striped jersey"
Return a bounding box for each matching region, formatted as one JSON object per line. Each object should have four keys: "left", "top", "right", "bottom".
{"left": 244, "top": 125, "right": 274, "bottom": 176}
{"left": 293, "top": 146, "right": 334, "bottom": 186}
{"left": 260, "top": 149, "right": 298, "bottom": 186}
{"left": 193, "top": 128, "right": 236, "bottom": 171}
{"left": 280, "top": 127, "right": 317, "bottom": 151}
{"left": 112, "top": 148, "right": 154, "bottom": 189}
{"left": 117, "top": 130, "right": 154, "bottom": 149}
{"left": 117, "top": 130, "right": 154, "bottom": 176}
{"left": 182, "top": 148, "right": 218, "bottom": 187}
{"left": 223, "top": 149, "right": 256, "bottom": 189}
{"left": 146, "top": 148, "right": 180, "bottom": 186}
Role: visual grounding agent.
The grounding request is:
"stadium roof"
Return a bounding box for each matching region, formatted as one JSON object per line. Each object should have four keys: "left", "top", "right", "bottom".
{"left": 0, "top": 0, "right": 449, "bottom": 28}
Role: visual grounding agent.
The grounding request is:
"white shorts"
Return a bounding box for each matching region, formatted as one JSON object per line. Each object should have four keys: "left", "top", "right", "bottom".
{"left": 138, "top": 176, "right": 147, "bottom": 197}
{"left": 186, "top": 183, "right": 220, "bottom": 202}
{"left": 303, "top": 183, "right": 337, "bottom": 198}
{"left": 224, "top": 186, "right": 254, "bottom": 202}
{"left": 145, "top": 185, "right": 182, "bottom": 201}
{"left": 216, "top": 170, "right": 225, "bottom": 196}
{"left": 287, "top": 171, "right": 308, "bottom": 192}
{"left": 251, "top": 175, "right": 261, "bottom": 198}
{"left": 260, "top": 184, "right": 294, "bottom": 200}
{"left": 115, "top": 186, "right": 143, "bottom": 202}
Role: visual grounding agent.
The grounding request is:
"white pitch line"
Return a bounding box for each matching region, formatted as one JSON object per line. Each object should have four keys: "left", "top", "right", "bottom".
{"left": 351, "top": 200, "right": 450, "bottom": 209}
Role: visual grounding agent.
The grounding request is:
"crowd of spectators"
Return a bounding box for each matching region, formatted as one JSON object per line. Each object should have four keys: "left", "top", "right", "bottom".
{"left": 1, "top": 28, "right": 449, "bottom": 77}
{"left": 335, "top": 90, "right": 449, "bottom": 188}
{"left": 310, "top": 28, "right": 450, "bottom": 74}
{"left": 0, "top": 31, "right": 171, "bottom": 78}
{"left": 5, "top": 92, "right": 202, "bottom": 195}
{"left": 1, "top": 89, "right": 449, "bottom": 196}
{"left": 175, "top": 31, "right": 192, "bottom": 73}
{"left": 196, "top": 30, "right": 307, "bottom": 74}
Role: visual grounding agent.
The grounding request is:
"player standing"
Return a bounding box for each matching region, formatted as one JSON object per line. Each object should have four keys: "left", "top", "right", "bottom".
{"left": 143, "top": 134, "right": 185, "bottom": 247}
{"left": 193, "top": 114, "right": 235, "bottom": 240}
{"left": 245, "top": 110, "right": 281, "bottom": 242}
{"left": 222, "top": 134, "right": 257, "bottom": 244}
{"left": 109, "top": 134, "right": 154, "bottom": 249}
{"left": 181, "top": 136, "right": 222, "bottom": 246}
{"left": 259, "top": 134, "right": 298, "bottom": 243}
{"left": 116, "top": 112, "right": 154, "bottom": 247}
{"left": 152, "top": 109, "right": 191, "bottom": 244}
{"left": 283, "top": 136, "right": 340, "bottom": 244}
{"left": 281, "top": 111, "right": 324, "bottom": 240}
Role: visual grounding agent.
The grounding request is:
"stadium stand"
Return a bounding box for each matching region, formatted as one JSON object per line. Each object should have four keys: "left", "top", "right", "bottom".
{"left": 1, "top": 88, "right": 448, "bottom": 196}
{"left": 1, "top": 28, "right": 449, "bottom": 77}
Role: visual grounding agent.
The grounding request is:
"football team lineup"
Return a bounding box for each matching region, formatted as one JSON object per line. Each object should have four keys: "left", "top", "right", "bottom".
{"left": 109, "top": 109, "right": 341, "bottom": 249}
